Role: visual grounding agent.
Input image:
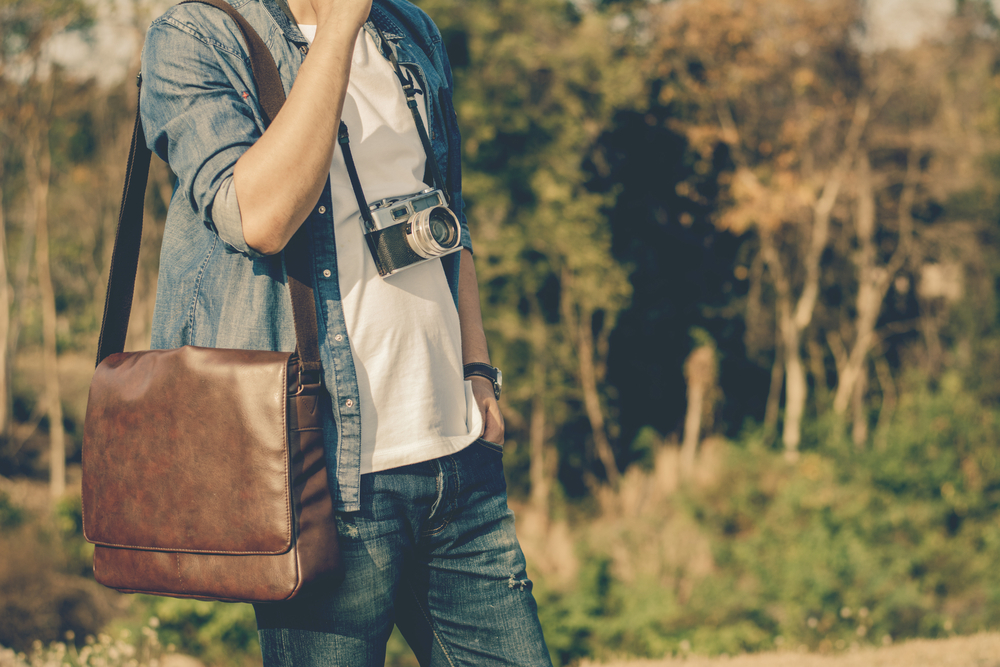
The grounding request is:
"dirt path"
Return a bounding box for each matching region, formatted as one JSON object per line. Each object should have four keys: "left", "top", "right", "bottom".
{"left": 579, "top": 633, "right": 1000, "bottom": 667}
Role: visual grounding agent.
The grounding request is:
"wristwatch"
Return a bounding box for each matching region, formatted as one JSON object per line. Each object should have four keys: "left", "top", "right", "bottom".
{"left": 464, "top": 363, "right": 502, "bottom": 400}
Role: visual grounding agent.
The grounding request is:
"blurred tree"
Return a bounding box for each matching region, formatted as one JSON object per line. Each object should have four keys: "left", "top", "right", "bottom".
{"left": 0, "top": 88, "right": 12, "bottom": 438}
{"left": 822, "top": 9, "right": 1000, "bottom": 441}
{"left": 1, "top": 0, "right": 91, "bottom": 496}
{"left": 647, "top": 0, "right": 1000, "bottom": 452}
{"left": 680, "top": 329, "right": 718, "bottom": 477}
{"left": 418, "top": 0, "right": 642, "bottom": 501}
{"left": 649, "top": 0, "right": 874, "bottom": 455}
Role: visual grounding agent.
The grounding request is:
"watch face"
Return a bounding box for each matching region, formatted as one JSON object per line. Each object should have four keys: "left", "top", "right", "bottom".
{"left": 494, "top": 368, "right": 503, "bottom": 398}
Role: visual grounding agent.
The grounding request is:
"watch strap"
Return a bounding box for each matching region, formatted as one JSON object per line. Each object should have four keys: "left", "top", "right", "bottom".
{"left": 464, "top": 363, "right": 501, "bottom": 399}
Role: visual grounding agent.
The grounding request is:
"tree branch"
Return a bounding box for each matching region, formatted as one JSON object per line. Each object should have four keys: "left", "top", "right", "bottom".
{"left": 793, "top": 97, "right": 871, "bottom": 330}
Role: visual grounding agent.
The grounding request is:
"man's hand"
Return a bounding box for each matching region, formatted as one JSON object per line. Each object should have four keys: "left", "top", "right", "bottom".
{"left": 307, "top": 0, "right": 371, "bottom": 30}
{"left": 471, "top": 376, "right": 505, "bottom": 445}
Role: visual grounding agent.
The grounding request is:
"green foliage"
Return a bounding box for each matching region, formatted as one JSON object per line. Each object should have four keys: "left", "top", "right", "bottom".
{"left": 719, "top": 379, "right": 1000, "bottom": 646}
{"left": 0, "top": 0, "right": 93, "bottom": 61}
{"left": 385, "top": 626, "right": 419, "bottom": 667}
{"left": 0, "top": 497, "right": 115, "bottom": 652}
{"left": 537, "top": 555, "right": 693, "bottom": 665}
{"left": 628, "top": 425, "right": 663, "bottom": 471}
{"left": 0, "top": 491, "right": 25, "bottom": 530}
{"left": 142, "top": 598, "right": 259, "bottom": 667}
{"left": 53, "top": 494, "right": 93, "bottom": 578}
{"left": 530, "top": 376, "right": 1000, "bottom": 663}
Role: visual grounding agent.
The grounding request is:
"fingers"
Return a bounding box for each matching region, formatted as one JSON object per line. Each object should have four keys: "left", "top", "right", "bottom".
{"left": 482, "top": 398, "right": 505, "bottom": 445}
{"left": 470, "top": 376, "right": 505, "bottom": 445}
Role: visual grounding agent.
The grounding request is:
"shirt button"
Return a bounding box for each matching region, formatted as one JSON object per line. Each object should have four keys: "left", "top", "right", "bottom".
{"left": 345, "top": 399, "right": 354, "bottom": 408}
{"left": 318, "top": 205, "right": 326, "bottom": 214}
{"left": 322, "top": 269, "right": 332, "bottom": 278}
{"left": 299, "top": 45, "right": 308, "bottom": 55}
{"left": 334, "top": 334, "right": 343, "bottom": 342}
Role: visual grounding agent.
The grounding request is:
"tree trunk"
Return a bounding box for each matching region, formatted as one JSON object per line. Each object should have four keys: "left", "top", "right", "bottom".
{"left": 806, "top": 337, "right": 830, "bottom": 409}
{"left": 680, "top": 378, "right": 704, "bottom": 477}
{"left": 576, "top": 312, "right": 620, "bottom": 485}
{"left": 781, "top": 318, "right": 806, "bottom": 458}
{"left": 0, "top": 147, "right": 10, "bottom": 437}
{"left": 768, "top": 160, "right": 845, "bottom": 455}
{"left": 528, "top": 311, "right": 552, "bottom": 518}
{"left": 833, "top": 155, "right": 881, "bottom": 414}
{"left": 561, "top": 270, "right": 620, "bottom": 485}
{"left": 681, "top": 345, "right": 714, "bottom": 478}
{"left": 529, "top": 391, "right": 548, "bottom": 516}
{"left": 763, "top": 348, "right": 783, "bottom": 432}
{"left": 9, "top": 193, "right": 36, "bottom": 359}
{"left": 851, "top": 361, "right": 868, "bottom": 446}
{"left": 760, "top": 234, "right": 808, "bottom": 458}
{"left": 25, "top": 80, "right": 64, "bottom": 500}
{"left": 759, "top": 100, "right": 870, "bottom": 456}
{"left": 833, "top": 152, "right": 915, "bottom": 416}
{"left": 873, "top": 354, "right": 896, "bottom": 445}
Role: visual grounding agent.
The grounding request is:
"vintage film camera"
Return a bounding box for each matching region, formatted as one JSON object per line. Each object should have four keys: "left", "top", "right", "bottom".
{"left": 363, "top": 188, "right": 462, "bottom": 277}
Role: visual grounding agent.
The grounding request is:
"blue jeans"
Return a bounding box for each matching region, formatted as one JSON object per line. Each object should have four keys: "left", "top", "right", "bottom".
{"left": 254, "top": 439, "right": 552, "bottom": 666}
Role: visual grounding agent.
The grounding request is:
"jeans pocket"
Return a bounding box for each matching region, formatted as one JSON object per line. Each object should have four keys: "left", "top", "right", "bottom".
{"left": 473, "top": 437, "right": 503, "bottom": 456}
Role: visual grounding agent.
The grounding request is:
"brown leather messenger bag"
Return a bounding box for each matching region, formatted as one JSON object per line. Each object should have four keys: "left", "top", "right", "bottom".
{"left": 81, "top": 0, "right": 342, "bottom": 602}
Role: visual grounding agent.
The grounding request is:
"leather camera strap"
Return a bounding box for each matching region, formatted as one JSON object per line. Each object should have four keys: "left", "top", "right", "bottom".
{"left": 96, "top": 0, "right": 322, "bottom": 375}
{"left": 337, "top": 122, "right": 378, "bottom": 235}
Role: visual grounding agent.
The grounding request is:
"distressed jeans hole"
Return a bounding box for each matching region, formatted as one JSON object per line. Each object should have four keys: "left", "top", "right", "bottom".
{"left": 508, "top": 573, "right": 531, "bottom": 591}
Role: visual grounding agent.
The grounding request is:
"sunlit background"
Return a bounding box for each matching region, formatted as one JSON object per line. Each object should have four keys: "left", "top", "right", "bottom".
{"left": 3, "top": 0, "right": 1000, "bottom": 665}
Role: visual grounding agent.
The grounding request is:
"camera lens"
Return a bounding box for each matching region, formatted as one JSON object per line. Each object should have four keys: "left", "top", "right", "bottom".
{"left": 409, "top": 205, "right": 461, "bottom": 258}
{"left": 429, "top": 210, "right": 458, "bottom": 247}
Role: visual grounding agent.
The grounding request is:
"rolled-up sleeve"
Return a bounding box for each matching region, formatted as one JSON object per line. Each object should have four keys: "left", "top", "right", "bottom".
{"left": 140, "top": 14, "right": 264, "bottom": 257}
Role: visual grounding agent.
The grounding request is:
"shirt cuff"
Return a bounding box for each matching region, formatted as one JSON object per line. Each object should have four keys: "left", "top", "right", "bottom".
{"left": 460, "top": 223, "right": 473, "bottom": 254}
{"left": 211, "top": 175, "right": 266, "bottom": 259}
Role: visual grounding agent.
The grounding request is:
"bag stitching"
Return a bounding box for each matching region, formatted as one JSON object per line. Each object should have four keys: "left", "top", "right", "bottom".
{"left": 281, "top": 359, "right": 293, "bottom": 549}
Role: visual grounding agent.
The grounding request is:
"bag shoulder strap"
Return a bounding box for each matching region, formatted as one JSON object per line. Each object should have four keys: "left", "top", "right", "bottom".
{"left": 96, "top": 0, "right": 322, "bottom": 374}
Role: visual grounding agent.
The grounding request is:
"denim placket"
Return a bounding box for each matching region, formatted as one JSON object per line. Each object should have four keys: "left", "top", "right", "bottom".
{"left": 307, "top": 186, "right": 364, "bottom": 512}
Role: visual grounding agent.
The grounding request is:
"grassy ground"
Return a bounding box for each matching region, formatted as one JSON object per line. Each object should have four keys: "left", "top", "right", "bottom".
{"left": 578, "top": 633, "right": 1000, "bottom": 667}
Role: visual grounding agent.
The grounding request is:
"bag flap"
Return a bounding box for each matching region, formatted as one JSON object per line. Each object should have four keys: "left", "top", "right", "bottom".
{"left": 82, "top": 346, "right": 296, "bottom": 556}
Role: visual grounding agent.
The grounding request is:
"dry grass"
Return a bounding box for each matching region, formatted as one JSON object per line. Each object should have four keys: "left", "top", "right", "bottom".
{"left": 579, "top": 633, "right": 1000, "bottom": 667}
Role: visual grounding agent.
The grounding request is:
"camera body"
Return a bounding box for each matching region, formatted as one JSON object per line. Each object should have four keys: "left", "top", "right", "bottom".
{"left": 363, "top": 189, "right": 462, "bottom": 277}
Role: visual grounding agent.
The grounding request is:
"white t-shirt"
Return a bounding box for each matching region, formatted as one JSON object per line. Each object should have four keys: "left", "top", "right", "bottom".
{"left": 298, "top": 25, "right": 482, "bottom": 473}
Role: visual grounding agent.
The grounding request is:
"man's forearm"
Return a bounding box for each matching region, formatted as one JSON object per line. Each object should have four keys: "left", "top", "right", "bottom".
{"left": 457, "top": 248, "right": 490, "bottom": 366}
{"left": 234, "top": 3, "right": 370, "bottom": 255}
{"left": 457, "top": 247, "right": 505, "bottom": 442}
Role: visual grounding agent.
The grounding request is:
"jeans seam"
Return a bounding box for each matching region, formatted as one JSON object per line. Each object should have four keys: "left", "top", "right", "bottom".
{"left": 405, "top": 578, "right": 457, "bottom": 667}
{"left": 427, "top": 459, "right": 444, "bottom": 521}
{"left": 276, "top": 628, "right": 290, "bottom": 663}
{"left": 423, "top": 517, "right": 451, "bottom": 537}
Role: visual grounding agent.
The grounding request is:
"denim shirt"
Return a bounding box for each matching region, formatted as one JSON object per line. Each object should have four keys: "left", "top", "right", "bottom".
{"left": 140, "top": 0, "right": 471, "bottom": 511}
